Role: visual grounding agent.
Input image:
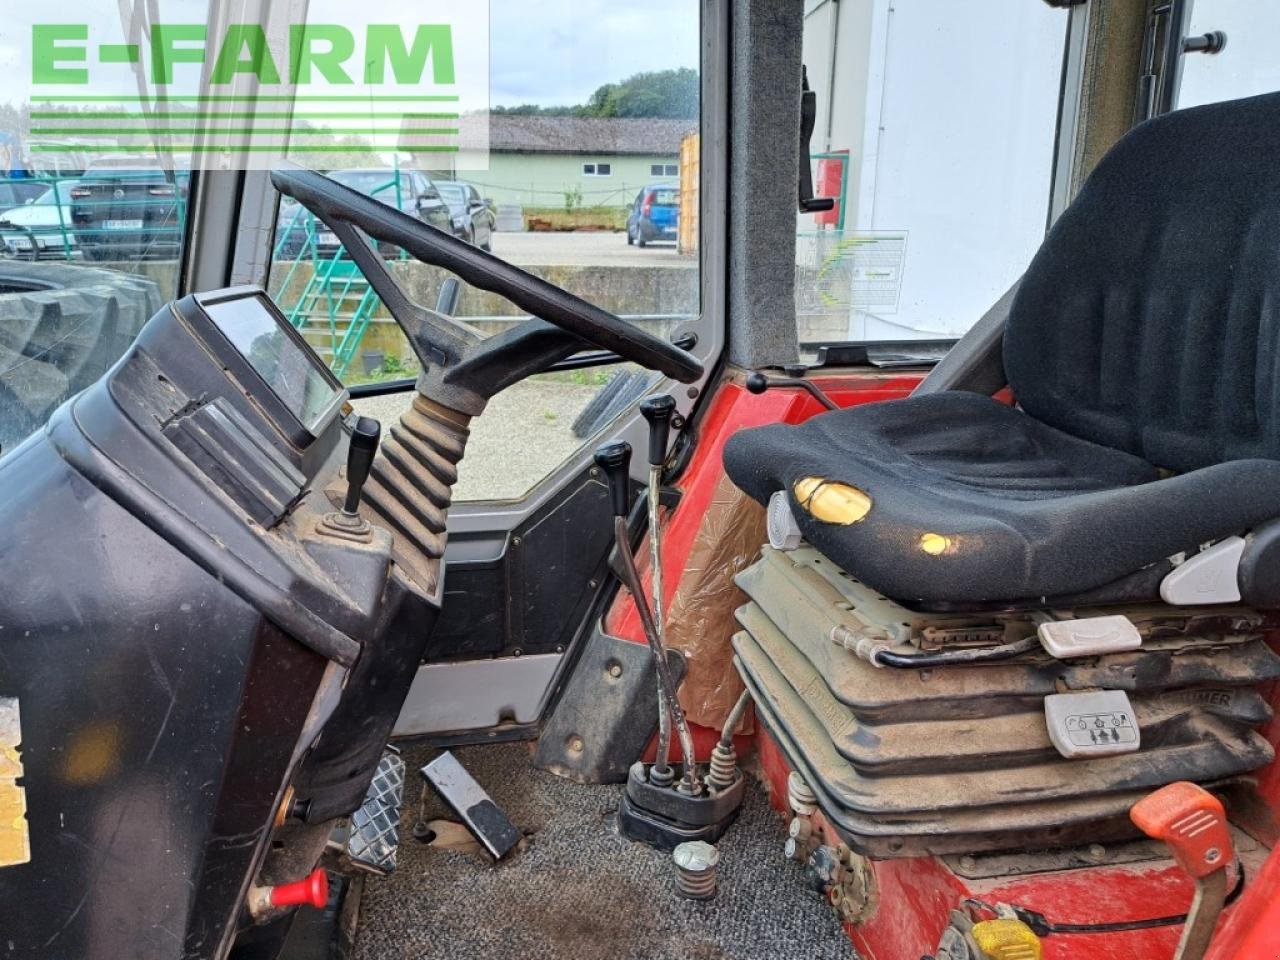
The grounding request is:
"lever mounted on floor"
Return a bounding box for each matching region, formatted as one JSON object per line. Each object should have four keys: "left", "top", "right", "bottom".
{"left": 745, "top": 366, "right": 839, "bottom": 411}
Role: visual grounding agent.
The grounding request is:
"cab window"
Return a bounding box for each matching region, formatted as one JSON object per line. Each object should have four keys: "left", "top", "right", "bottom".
{"left": 266, "top": 1, "right": 703, "bottom": 503}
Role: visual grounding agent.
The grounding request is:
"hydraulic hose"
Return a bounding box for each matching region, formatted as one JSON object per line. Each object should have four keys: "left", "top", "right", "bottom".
{"left": 873, "top": 635, "right": 1042, "bottom": 669}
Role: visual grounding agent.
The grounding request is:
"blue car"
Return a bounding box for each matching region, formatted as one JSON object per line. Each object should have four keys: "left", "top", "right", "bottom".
{"left": 626, "top": 184, "right": 679, "bottom": 247}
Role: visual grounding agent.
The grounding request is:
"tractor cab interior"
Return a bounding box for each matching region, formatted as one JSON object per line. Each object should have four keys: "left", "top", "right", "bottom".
{"left": 3, "top": 2, "right": 1280, "bottom": 960}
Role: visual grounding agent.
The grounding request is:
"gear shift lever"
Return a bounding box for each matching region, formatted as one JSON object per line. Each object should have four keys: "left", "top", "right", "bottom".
{"left": 595, "top": 440, "right": 700, "bottom": 796}
{"left": 343, "top": 416, "right": 382, "bottom": 516}
{"left": 319, "top": 416, "right": 381, "bottom": 542}
{"left": 638, "top": 395, "right": 677, "bottom": 785}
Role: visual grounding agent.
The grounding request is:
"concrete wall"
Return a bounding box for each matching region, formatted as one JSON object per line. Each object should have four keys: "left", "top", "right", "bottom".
{"left": 267, "top": 259, "right": 699, "bottom": 372}
{"left": 438, "top": 152, "right": 680, "bottom": 209}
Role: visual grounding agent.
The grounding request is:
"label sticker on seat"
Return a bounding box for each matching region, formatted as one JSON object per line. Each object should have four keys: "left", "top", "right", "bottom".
{"left": 0, "top": 698, "right": 30, "bottom": 868}
{"left": 1044, "top": 690, "right": 1141, "bottom": 759}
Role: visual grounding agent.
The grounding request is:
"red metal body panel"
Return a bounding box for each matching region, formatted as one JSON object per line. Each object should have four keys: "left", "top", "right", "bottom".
{"left": 604, "top": 373, "right": 921, "bottom": 758}
{"left": 603, "top": 371, "right": 1280, "bottom": 957}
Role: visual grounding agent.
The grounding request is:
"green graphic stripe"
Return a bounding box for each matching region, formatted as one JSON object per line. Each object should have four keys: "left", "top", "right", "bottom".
{"left": 30, "top": 112, "right": 460, "bottom": 120}
{"left": 31, "top": 127, "right": 459, "bottom": 136}
{"left": 29, "top": 144, "right": 461, "bottom": 153}
{"left": 33, "top": 95, "right": 460, "bottom": 103}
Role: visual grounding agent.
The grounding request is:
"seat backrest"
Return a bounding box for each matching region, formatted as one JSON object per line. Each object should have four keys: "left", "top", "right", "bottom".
{"left": 1004, "top": 91, "right": 1280, "bottom": 473}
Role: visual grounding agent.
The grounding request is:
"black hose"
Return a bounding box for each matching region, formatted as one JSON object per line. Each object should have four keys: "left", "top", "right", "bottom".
{"left": 875, "top": 636, "right": 1041, "bottom": 669}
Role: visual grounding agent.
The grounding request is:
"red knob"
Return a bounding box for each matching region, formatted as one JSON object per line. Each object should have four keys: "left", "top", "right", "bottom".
{"left": 269, "top": 868, "right": 329, "bottom": 909}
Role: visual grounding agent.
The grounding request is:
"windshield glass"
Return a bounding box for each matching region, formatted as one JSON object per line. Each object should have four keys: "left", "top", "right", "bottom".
{"left": 331, "top": 171, "right": 407, "bottom": 199}
{"left": 30, "top": 183, "right": 77, "bottom": 206}
{"left": 437, "top": 185, "right": 466, "bottom": 206}
{"left": 264, "top": 0, "right": 703, "bottom": 502}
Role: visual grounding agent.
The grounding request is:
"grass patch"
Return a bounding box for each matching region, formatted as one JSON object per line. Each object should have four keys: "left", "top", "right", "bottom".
{"left": 523, "top": 206, "right": 629, "bottom": 232}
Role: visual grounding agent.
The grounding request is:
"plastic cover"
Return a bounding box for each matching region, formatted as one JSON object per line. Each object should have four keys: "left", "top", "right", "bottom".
{"left": 666, "top": 473, "right": 767, "bottom": 733}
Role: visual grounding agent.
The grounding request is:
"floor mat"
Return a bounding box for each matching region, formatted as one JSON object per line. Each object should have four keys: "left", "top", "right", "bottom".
{"left": 353, "top": 743, "right": 859, "bottom": 960}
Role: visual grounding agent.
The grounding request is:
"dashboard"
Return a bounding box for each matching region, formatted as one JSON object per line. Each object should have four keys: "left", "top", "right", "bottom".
{"left": 0, "top": 285, "right": 435, "bottom": 958}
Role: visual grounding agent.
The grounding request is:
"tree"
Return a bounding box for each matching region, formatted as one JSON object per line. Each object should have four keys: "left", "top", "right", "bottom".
{"left": 493, "top": 68, "right": 698, "bottom": 120}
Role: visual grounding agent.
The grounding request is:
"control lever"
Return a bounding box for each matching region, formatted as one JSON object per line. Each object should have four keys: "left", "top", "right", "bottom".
{"left": 595, "top": 441, "right": 701, "bottom": 796}
{"left": 318, "top": 416, "right": 381, "bottom": 542}
{"left": 1131, "top": 782, "right": 1235, "bottom": 960}
{"left": 343, "top": 416, "right": 381, "bottom": 515}
{"left": 745, "top": 367, "right": 839, "bottom": 411}
{"left": 639, "top": 395, "right": 677, "bottom": 785}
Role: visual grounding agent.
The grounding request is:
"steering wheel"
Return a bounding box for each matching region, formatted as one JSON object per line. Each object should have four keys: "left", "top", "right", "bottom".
{"left": 271, "top": 167, "right": 703, "bottom": 413}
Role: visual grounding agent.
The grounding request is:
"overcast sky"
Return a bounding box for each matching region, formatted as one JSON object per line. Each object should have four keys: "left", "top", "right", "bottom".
{"left": 489, "top": 0, "right": 700, "bottom": 106}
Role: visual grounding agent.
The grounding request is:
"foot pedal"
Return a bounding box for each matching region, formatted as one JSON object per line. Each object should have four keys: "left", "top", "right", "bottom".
{"left": 1044, "top": 690, "right": 1141, "bottom": 759}
{"left": 421, "top": 751, "right": 522, "bottom": 860}
{"left": 328, "top": 748, "right": 405, "bottom": 876}
{"left": 1037, "top": 615, "right": 1142, "bottom": 658}
{"left": 617, "top": 762, "right": 745, "bottom": 852}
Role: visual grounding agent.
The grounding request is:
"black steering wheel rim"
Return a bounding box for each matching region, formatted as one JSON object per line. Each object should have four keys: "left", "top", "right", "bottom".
{"left": 271, "top": 166, "right": 703, "bottom": 384}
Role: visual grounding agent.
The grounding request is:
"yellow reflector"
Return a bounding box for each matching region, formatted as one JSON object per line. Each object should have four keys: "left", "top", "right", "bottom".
{"left": 793, "top": 478, "right": 872, "bottom": 525}
{"left": 971, "top": 919, "right": 1042, "bottom": 960}
{"left": 920, "top": 533, "right": 952, "bottom": 556}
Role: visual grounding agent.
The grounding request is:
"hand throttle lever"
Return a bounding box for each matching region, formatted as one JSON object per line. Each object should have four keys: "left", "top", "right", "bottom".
{"left": 594, "top": 440, "right": 700, "bottom": 795}
{"left": 745, "top": 367, "right": 839, "bottom": 411}
{"left": 639, "top": 395, "right": 677, "bottom": 783}
{"left": 1131, "top": 782, "right": 1235, "bottom": 960}
{"left": 343, "top": 416, "right": 382, "bottom": 515}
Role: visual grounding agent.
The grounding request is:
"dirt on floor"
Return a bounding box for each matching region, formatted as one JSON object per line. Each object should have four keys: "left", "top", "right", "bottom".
{"left": 351, "top": 743, "right": 859, "bottom": 960}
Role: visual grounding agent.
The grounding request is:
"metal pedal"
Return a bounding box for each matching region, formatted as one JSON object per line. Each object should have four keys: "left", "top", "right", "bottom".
{"left": 422, "top": 751, "right": 522, "bottom": 860}
{"left": 328, "top": 748, "right": 405, "bottom": 876}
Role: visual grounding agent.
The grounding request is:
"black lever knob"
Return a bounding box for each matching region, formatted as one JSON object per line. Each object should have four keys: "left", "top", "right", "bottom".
{"left": 744, "top": 369, "right": 839, "bottom": 411}
{"left": 638, "top": 394, "right": 677, "bottom": 467}
{"left": 343, "top": 416, "right": 381, "bottom": 515}
{"left": 594, "top": 441, "right": 633, "bottom": 518}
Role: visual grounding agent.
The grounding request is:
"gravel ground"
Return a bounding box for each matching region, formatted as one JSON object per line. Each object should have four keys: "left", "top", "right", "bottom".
{"left": 352, "top": 743, "right": 859, "bottom": 960}
{"left": 491, "top": 231, "right": 690, "bottom": 268}
{"left": 353, "top": 379, "right": 602, "bottom": 501}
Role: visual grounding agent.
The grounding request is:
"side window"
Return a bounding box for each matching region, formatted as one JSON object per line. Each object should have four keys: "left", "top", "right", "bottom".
{"left": 797, "top": 0, "right": 1067, "bottom": 348}
{"left": 1176, "top": 2, "right": 1280, "bottom": 108}
{"left": 0, "top": 10, "right": 204, "bottom": 454}
{"left": 267, "top": 1, "right": 703, "bottom": 504}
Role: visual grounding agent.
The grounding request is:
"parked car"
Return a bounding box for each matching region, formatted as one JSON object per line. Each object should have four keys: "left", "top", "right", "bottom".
{"left": 0, "top": 180, "right": 80, "bottom": 260}
{"left": 69, "top": 157, "right": 190, "bottom": 261}
{"left": 627, "top": 184, "right": 680, "bottom": 247}
{"left": 435, "top": 180, "right": 496, "bottom": 250}
{"left": 275, "top": 168, "right": 455, "bottom": 260}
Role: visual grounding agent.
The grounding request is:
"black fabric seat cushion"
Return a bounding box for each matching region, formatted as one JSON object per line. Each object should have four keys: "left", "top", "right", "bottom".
{"left": 1006, "top": 92, "right": 1280, "bottom": 471}
{"left": 724, "top": 92, "right": 1280, "bottom": 604}
{"left": 723, "top": 392, "right": 1280, "bottom": 604}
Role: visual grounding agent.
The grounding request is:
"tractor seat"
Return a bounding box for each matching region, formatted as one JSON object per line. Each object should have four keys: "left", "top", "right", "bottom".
{"left": 725, "top": 91, "right": 1280, "bottom": 608}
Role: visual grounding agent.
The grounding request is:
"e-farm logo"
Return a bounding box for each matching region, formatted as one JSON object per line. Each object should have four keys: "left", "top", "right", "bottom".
{"left": 27, "top": 14, "right": 487, "bottom": 170}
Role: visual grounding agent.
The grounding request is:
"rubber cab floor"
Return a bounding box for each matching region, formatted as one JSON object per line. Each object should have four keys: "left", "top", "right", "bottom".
{"left": 352, "top": 743, "right": 858, "bottom": 960}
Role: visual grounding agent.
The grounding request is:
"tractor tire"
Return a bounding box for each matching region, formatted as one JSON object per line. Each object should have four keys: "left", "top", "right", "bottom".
{"left": 0, "top": 262, "right": 163, "bottom": 454}
{"left": 570, "top": 369, "right": 653, "bottom": 440}
{"left": 571, "top": 370, "right": 634, "bottom": 439}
